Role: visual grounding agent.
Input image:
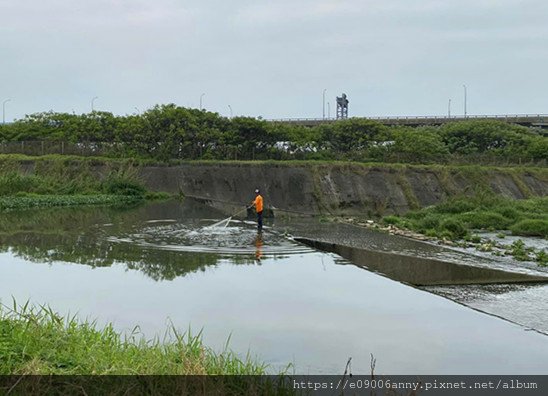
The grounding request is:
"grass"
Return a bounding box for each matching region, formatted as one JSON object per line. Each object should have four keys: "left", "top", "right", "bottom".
{"left": 0, "top": 301, "right": 269, "bottom": 376}
{"left": 383, "top": 192, "right": 548, "bottom": 240}
{"left": 0, "top": 162, "right": 172, "bottom": 210}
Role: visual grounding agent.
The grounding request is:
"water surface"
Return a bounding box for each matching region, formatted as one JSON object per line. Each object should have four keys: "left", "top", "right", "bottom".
{"left": 1, "top": 200, "right": 547, "bottom": 374}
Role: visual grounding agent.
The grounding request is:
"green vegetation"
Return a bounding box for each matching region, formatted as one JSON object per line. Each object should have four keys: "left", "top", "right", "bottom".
{"left": 383, "top": 193, "right": 548, "bottom": 240}
{"left": 0, "top": 105, "right": 546, "bottom": 164}
{"left": 0, "top": 158, "right": 171, "bottom": 210}
{"left": 0, "top": 302, "right": 268, "bottom": 376}
{"left": 0, "top": 194, "right": 140, "bottom": 211}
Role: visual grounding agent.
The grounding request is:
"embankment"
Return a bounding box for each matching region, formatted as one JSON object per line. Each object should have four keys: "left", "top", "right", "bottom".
{"left": 2, "top": 156, "right": 547, "bottom": 216}
{"left": 139, "top": 162, "right": 548, "bottom": 216}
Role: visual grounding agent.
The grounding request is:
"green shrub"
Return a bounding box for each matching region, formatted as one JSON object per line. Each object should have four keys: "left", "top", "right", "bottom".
{"left": 434, "top": 199, "right": 476, "bottom": 214}
{"left": 536, "top": 250, "right": 548, "bottom": 266}
{"left": 457, "top": 211, "right": 510, "bottom": 230}
{"left": 439, "top": 218, "right": 467, "bottom": 239}
{"left": 510, "top": 220, "right": 548, "bottom": 238}
{"left": 0, "top": 172, "right": 49, "bottom": 195}
{"left": 416, "top": 214, "right": 442, "bottom": 232}
{"left": 383, "top": 215, "right": 401, "bottom": 225}
{"left": 509, "top": 239, "right": 531, "bottom": 261}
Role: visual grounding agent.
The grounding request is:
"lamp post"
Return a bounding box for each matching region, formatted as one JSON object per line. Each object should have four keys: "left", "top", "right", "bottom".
{"left": 228, "top": 104, "right": 233, "bottom": 118}
{"left": 448, "top": 99, "right": 451, "bottom": 118}
{"left": 322, "top": 89, "right": 327, "bottom": 119}
{"left": 91, "top": 96, "right": 98, "bottom": 112}
{"left": 2, "top": 98, "right": 11, "bottom": 124}
{"left": 200, "top": 93, "right": 205, "bottom": 110}
{"left": 463, "top": 85, "right": 467, "bottom": 118}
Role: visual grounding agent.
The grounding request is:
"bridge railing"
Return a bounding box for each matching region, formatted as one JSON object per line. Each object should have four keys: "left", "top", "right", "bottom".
{"left": 268, "top": 114, "right": 548, "bottom": 122}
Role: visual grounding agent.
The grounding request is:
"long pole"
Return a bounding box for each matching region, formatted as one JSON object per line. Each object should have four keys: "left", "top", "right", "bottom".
{"left": 322, "top": 89, "right": 327, "bottom": 119}
{"left": 463, "top": 84, "right": 467, "bottom": 118}
{"left": 2, "top": 98, "right": 11, "bottom": 124}
{"left": 200, "top": 93, "right": 205, "bottom": 110}
{"left": 91, "top": 96, "right": 98, "bottom": 112}
{"left": 448, "top": 99, "right": 451, "bottom": 118}
{"left": 228, "top": 104, "right": 233, "bottom": 118}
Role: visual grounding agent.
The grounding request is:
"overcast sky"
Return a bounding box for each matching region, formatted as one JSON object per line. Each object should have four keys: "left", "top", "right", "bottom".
{"left": 1, "top": 0, "right": 547, "bottom": 121}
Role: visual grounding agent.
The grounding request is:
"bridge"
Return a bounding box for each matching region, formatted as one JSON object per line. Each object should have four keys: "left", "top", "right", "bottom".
{"left": 268, "top": 114, "right": 548, "bottom": 128}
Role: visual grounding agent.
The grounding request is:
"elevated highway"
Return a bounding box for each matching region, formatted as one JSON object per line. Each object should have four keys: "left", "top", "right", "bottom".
{"left": 268, "top": 114, "right": 548, "bottom": 128}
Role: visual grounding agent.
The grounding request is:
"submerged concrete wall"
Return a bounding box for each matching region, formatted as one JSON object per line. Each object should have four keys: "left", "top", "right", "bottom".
{"left": 137, "top": 163, "right": 548, "bottom": 216}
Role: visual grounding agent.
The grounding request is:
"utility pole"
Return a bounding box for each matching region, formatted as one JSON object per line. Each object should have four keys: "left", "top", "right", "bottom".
{"left": 2, "top": 98, "right": 11, "bottom": 124}
{"left": 91, "top": 96, "right": 98, "bottom": 112}
{"left": 463, "top": 85, "right": 467, "bottom": 118}
{"left": 322, "top": 89, "right": 327, "bottom": 119}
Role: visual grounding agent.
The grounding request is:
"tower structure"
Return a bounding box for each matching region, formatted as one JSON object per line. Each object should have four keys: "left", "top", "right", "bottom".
{"left": 336, "top": 93, "right": 349, "bottom": 120}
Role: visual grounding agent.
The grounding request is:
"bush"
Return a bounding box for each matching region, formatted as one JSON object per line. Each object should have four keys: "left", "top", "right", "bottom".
{"left": 383, "top": 215, "right": 401, "bottom": 225}
{"left": 457, "top": 211, "right": 511, "bottom": 230}
{"left": 434, "top": 199, "right": 477, "bottom": 214}
{"left": 510, "top": 220, "right": 548, "bottom": 237}
{"left": 102, "top": 176, "right": 146, "bottom": 197}
{"left": 439, "top": 218, "right": 467, "bottom": 239}
{"left": 416, "top": 214, "right": 442, "bottom": 232}
{"left": 0, "top": 172, "right": 49, "bottom": 195}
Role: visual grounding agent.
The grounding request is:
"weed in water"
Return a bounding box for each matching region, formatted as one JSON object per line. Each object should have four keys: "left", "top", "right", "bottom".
{"left": 509, "top": 239, "right": 531, "bottom": 261}
{"left": 536, "top": 250, "right": 548, "bottom": 267}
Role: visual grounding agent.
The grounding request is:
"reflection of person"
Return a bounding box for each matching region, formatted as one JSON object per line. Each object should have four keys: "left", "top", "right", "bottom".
{"left": 250, "top": 188, "right": 263, "bottom": 231}
{"left": 254, "top": 232, "right": 263, "bottom": 261}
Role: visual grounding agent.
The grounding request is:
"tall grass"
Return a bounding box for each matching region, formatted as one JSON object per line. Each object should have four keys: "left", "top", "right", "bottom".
{"left": 0, "top": 164, "right": 158, "bottom": 210}
{"left": 0, "top": 301, "right": 267, "bottom": 376}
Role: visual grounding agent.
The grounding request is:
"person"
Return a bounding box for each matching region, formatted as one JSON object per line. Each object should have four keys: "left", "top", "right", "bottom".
{"left": 250, "top": 188, "right": 263, "bottom": 231}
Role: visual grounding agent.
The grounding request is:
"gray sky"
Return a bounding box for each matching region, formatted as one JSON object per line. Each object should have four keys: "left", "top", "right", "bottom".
{"left": 1, "top": 0, "right": 547, "bottom": 121}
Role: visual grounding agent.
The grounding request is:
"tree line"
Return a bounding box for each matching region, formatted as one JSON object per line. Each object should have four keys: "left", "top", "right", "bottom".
{"left": 0, "top": 104, "right": 546, "bottom": 164}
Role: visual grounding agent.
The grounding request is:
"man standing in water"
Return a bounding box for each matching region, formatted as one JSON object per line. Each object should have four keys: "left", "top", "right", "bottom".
{"left": 251, "top": 188, "right": 263, "bottom": 231}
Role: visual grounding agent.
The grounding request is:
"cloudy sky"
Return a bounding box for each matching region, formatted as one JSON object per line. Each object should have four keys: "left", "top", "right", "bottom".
{"left": 1, "top": 0, "right": 547, "bottom": 121}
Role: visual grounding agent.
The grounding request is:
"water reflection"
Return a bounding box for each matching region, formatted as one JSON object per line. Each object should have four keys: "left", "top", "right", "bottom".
{"left": 255, "top": 232, "right": 264, "bottom": 261}
{"left": 295, "top": 238, "right": 548, "bottom": 286}
{"left": 0, "top": 200, "right": 311, "bottom": 281}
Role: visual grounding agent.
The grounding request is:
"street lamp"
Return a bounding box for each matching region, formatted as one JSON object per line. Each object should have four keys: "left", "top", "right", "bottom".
{"left": 200, "top": 93, "right": 205, "bottom": 110}
{"left": 322, "top": 89, "right": 327, "bottom": 119}
{"left": 228, "top": 105, "right": 233, "bottom": 118}
{"left": 463, "top": 85, "right": 467, "bottom": 118}
{"left": 91, "top": 96, "right": 99, "bottom": 112}
{"left": 2, "top": 98, "right": 11, "bottom": 124}
{"left": 448, "top": 99, "right": 451, "bottom": 118}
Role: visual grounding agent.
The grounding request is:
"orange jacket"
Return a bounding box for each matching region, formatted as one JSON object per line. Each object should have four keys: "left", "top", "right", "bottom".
{"left": 253, "top": 195, "right": 263, "bottom": 212}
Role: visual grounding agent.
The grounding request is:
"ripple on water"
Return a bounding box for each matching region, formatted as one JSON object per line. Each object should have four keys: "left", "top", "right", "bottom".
{"left": 107, "top": 219, "right": 314, "bottom": 256}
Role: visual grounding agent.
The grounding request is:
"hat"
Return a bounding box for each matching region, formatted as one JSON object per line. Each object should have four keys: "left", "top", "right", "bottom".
{"left": 255, "top": 189, "right": 260, "bottom": 194}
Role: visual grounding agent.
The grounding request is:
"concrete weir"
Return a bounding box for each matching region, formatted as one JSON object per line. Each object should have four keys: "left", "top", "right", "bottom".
{"left": 295, "top": 237, "right": 548, "bottom": 286}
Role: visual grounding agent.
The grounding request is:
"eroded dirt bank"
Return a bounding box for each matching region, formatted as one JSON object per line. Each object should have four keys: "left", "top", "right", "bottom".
{"left": 138, "top": 163, "right": 548, "bottom": 216}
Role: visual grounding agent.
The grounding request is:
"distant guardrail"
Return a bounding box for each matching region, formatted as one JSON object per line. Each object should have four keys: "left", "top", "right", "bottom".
{"left": 268, "top": 114, "right": 548, "bottom": 127}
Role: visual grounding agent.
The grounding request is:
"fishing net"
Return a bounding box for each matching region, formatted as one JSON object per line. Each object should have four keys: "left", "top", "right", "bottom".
{"left": 207, "top": 217, "right": 232, "bottom": 228}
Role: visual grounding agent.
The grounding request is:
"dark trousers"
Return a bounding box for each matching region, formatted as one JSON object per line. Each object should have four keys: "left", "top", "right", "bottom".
{"left": 257, "top": 211, "right": 263, "bottom": 230}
